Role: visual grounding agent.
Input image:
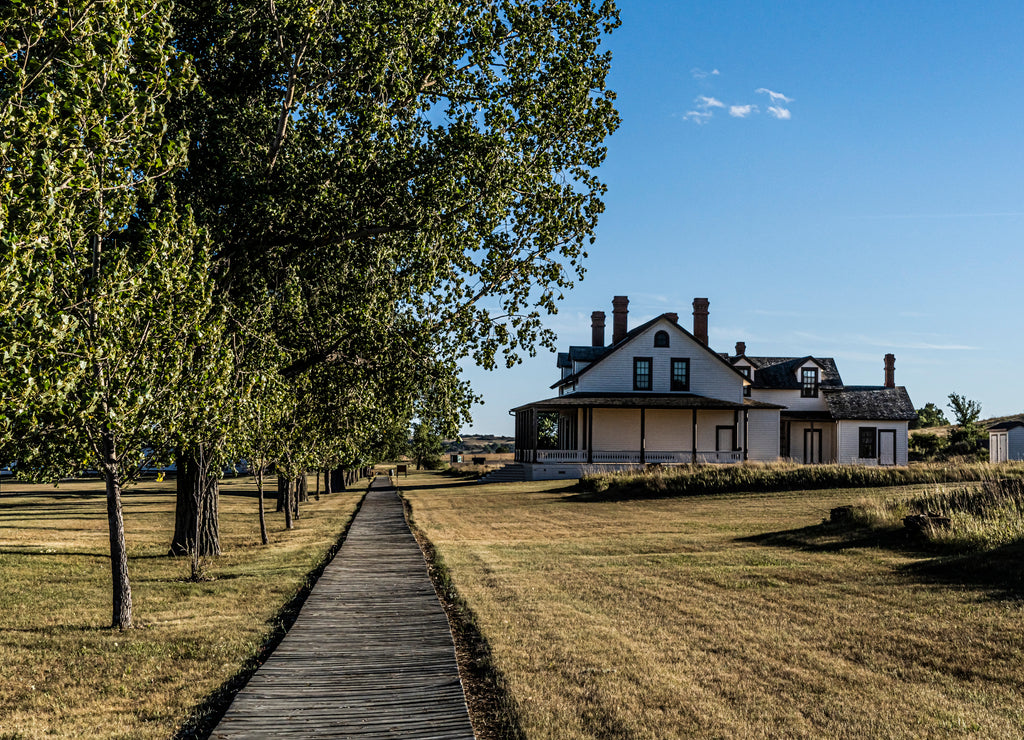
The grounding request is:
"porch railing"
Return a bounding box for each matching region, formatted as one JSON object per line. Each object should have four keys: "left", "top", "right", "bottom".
{"left": 523, "top": 449, "right": 744, "bottom": 464}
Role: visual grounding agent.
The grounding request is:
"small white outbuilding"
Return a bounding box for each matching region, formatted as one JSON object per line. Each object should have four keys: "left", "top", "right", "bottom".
{"left": 988, "top": 420, "right": 1024, "bottom": 463}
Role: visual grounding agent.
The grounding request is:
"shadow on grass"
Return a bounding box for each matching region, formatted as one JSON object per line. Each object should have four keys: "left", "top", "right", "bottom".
{"left": 739, "top": 522, "right": 1024, "bottom": 601}
{"left": 171, "top": 487, "right": 369, "bottom": 740}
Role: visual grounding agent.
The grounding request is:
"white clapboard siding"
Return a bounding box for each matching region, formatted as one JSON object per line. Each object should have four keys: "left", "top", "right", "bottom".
{"left": 575, "top": 320, "right": 743, "bottom": 402}
{"left": 750, "top": 387, "right": 829, "bottom": 412}
{"left": 746, "top": 410, "right": 781, "bottom": 461}
{"left": 836, "top": 421, "right": 909, "bottom": 465}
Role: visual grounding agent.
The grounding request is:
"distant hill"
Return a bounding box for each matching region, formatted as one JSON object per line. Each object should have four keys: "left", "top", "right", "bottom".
{"left": 446, "top": 434, "right": 515, "bottom": 453}
{"left": 914, "top": 413, "right": 1024, "bottom": 437}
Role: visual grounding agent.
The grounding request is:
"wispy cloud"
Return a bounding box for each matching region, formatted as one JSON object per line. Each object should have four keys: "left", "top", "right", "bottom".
{"left": 680, "top": 78, "right": 795, "bottom": 124}
{"left": 683, "top": 96, "right": 725, "bottom": 124}
{"left": 691, "top": 67, "right": 720, "bottom": 80}
{"left": 756, "top": 88, "right": 793, "bottom": 104}
{"left": 756, "top": 89, "right": 793, "bottom": 120}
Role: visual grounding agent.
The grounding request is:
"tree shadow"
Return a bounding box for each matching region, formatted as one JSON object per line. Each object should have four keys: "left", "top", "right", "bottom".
{"left": 738, "top": 521, "right": 1024, "bottom": 602}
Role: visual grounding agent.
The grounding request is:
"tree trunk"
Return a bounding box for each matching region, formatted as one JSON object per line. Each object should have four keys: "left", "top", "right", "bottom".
{"left": 102, "top": 432, "right": 132, "bottom": 629}
{"left": 169, "top": 446, "right": 221, "bottom": 556}
{"left": 276, "top": 475, "right": 287, "bottom": 513}
{"left": 283, "top": 477, "right": 294, "bottom": 529}
{"left": 255, "top": 465, "right": 269, "bottom": 546}
{"left": 297, "top": 474, "right": 308, "bottom": 503}
{"left": 314, "top": 471, "right": 320, "bottom": 501}
{"left": 323, "top": 469, "right": 331, "bottom": 495}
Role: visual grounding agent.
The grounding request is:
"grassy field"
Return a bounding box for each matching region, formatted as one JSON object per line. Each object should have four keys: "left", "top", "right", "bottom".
{"left": 401, "top": 471, "right": 1024, "bottom": 739}
{"left": 0, "top": 475, "right": 365, "bottom": 739}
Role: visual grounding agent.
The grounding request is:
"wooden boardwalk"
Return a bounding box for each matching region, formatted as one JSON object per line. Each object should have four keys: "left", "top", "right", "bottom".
{"left": 212, "top": 476, "right": 475, "bottom": 739}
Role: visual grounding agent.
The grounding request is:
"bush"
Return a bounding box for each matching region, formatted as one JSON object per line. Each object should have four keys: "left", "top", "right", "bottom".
{"left": 579, "top": 461, "right": 1024, "bottom": 500}
{"left": 846, "top": 476, "right": 1024, "bottom": 552}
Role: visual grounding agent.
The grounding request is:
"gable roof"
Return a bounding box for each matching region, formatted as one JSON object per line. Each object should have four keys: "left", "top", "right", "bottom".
{"left": 821, "top": 386, "right": 917, "bottom": 421}
{"left": 988, "top": 420, "right": 1024, "bottom": 431}
{"left": 735, "top": 356, "right": 844, "bottom": 390}
{"left": 552, "top": 314, "right": 749, "bottom": 390}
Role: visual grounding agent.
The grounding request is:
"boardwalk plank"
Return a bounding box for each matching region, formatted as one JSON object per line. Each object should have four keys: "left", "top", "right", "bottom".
{"left": 211, "top": 476, "right": 474, "bottom": 739}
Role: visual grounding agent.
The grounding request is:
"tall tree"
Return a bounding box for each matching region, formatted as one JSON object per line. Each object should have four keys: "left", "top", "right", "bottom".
{"left": 0, "top": 1, "right": 221, "bottom": 627}
{"left": 947, "top": 393, "right": 985, "bottom": 459}
{"left": 161, "top": 0, "right": 620, "bottom": 535}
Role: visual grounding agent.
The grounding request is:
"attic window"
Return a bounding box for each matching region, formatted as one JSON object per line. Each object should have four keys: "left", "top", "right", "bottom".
{"left": 801, "top": 368, "right": 819, "bottom": 398}
{"left": 654, "top": 330, "right": 670, "bottom": 347}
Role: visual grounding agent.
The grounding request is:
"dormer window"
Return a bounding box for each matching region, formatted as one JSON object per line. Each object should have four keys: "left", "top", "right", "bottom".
{"left": 801, "top": 368, "right": 819, "bottom": 398}
{"left": 738, "top": 366, "right": 751, "bottom": 397}
{"left": 654, "top": 330, "right": 669, "bottom": 348}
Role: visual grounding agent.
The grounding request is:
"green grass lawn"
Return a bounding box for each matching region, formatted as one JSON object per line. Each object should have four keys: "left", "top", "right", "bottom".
{"left": 0, "top": 475, "right": 364, "bottom": 739}
{"left": 401, "top": 471, "right": 1024, "bottom": 739}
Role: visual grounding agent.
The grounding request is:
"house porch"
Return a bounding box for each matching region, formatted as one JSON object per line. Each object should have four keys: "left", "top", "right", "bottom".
{"left": 512, "top": 393, "right": 783, "bottom": 473}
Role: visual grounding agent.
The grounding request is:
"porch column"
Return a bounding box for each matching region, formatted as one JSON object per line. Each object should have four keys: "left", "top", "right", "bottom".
{"left": 743, "top": 409, "right": 749, "bottom": 461}
{"left": 532, "top": 408, "right": 538, "bottom": 463}
{"left": 691, "top": 409, "right": 697, "bottom": 463}
{"left": 640, "top": 407, "right": 646, "bottom": 464}
{"left": 587, "top": 407, "right": 594, "bottom": 464}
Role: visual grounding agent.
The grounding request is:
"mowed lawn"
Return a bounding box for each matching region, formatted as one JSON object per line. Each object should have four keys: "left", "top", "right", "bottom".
{"left": 401, "top": 471, "right": 1024, "bottom": 739}
{"left": 0, "top": 475, "right": 364, "bottom": 739}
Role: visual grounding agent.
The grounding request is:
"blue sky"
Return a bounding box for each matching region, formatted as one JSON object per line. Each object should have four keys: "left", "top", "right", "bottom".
{"left": 461, "top": 1, "right": 1024, "bottom": 436}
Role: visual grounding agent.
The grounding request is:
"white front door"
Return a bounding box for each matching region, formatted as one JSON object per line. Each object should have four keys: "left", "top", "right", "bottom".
{"left": 803, "top": 429, "right": 822, "bottom": 464}
{"left": 716, "top": 426, "right": 735, "bottom": 459}
{"left": 992, "top": 432, "right": 1008, "bottom": 463}
{"left": 878, "top": 430, "right": 896, "bottom": 466}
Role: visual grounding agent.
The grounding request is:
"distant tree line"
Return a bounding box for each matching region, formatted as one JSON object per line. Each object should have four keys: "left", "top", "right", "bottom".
{"left": 0, "top": 1, "right": 620, "bottom": 628}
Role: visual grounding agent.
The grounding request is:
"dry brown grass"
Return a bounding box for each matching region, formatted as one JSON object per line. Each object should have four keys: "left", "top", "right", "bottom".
{"left": 0, "top": 474, "right": 364, "bottom": 739}
{"left": 401, "top": 471, "right": 1024, "bottom": 739}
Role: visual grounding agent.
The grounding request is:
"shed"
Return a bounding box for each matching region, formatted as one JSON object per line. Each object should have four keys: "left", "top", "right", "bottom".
{"left": 988, "top": 420, "right": 1024, "bottom": 462}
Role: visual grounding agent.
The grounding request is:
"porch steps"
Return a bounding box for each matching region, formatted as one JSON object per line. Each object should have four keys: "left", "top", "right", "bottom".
{"left": 478, "top": 463, "right": 527, "bottom": 484}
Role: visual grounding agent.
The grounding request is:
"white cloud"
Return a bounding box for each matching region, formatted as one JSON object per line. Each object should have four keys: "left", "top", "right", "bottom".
{"left": 729, "top": 104, "right": 756, "bottom": 118}
{"left": 696, "top": 96, "right": 724, "bottom": 109}
{"left": 683, "top": 96, "right": 725, "bottom": 124}
{"left": 756, "top": 87, "right": 794, "bottom": 104}
{"left": 691, "top": 67, "right": 720, "bottom": 79}
{"left": 766, "top": 105, "right": 792, "bottom": 120}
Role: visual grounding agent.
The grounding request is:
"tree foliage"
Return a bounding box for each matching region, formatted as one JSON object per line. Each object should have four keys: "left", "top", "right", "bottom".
{"left": 946, "top": 393, "right": 986, "bottom": 460}
{"left": 409, "top": 422, "right": 443, "bottom": 470}
{"left": 0, "top": 0, "right": 621, "bottom": 626}
{"left": 947, "top": 393, "right": 982, "bottom": 427}
{"left": 0, "top": 0, "right": 224, "bottom": 628}
{"left": 911, "top": 402, "right": 949, "bottom": 430}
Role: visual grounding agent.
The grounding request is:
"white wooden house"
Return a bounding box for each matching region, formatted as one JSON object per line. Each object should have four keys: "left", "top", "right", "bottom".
{"left": 511, "top": 296, "right": 917, "bottom": 480}
{"left": 988, "top": 421, "right": 1024, "bottom": 462}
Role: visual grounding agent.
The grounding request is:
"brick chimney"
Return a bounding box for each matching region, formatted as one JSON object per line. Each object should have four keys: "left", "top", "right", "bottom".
{"left": 735, "top": 341, "right": 746, "bottom": 357}
{"left": 692, "top": 297, "right": 709, "bottom": 345}
{"left": 665, "top": 312, "right": 679, "bottom": 324}
{"left": 591, "top": 311, "right": 606, "bottom": 347}
{"left": 884, "top": 353, "right": 896, "bottom": 388}
{"left": 612, "top": 296, "right": 629, "bottom": 344}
